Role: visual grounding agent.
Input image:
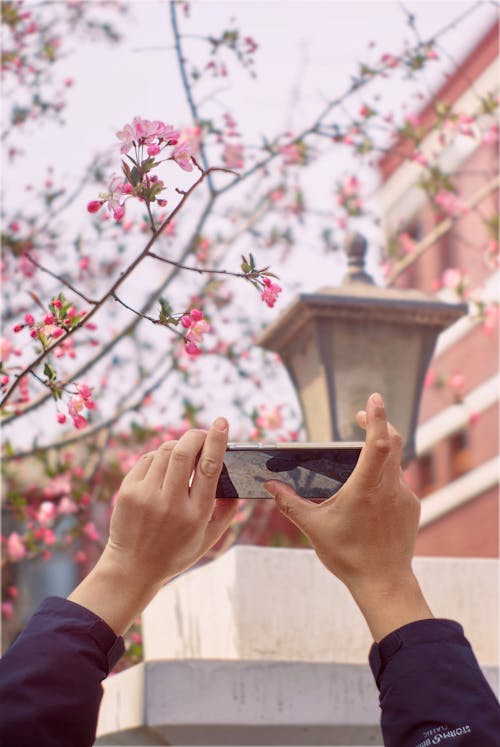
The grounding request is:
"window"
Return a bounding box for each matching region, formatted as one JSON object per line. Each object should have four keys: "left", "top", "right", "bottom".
{"left": 449, "top": 429, "right": 472, "bottom": 479}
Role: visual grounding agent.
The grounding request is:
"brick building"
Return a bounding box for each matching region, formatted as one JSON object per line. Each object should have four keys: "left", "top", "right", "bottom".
{"left": 378, "top": 21, "right": 499, "bottom": 557}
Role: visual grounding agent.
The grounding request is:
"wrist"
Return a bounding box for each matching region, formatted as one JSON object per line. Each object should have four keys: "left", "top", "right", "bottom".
{"left": 68, "top": 552, "right": 165, "bottom": 636}
{"left": 349, "top": 571, "right": 434, "bottom": 643}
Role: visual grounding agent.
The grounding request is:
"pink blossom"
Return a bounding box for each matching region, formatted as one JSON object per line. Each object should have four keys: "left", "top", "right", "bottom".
{"left": 43, "top": 529, "right": 57, "bottom": 546}
{"left": 222, "top": 143, "right": 244, "bottom": 170}
{"left": 83, "top": 522, "right": 100, "bottom": 542}
{"left": 434, "top": 190, "right": 467, "bottom": 217}
{"left": 73, "top": 414, "right": 88, "bottom": 429}
{"left": 1, "top": 602, "right": 14, "bottom": 620}
{"left": 37, "top": 501, "right": 56, "bottom": 527}
{"left": 74, "top": 550, "right": 87, "bottom": 564}
{"left": 178, "top": 126, "right": 202, "bottom": 155}
{"left": 481, "top": 124, "right": 499, "bottom": 146}
{"left": 24, "top": 313, "right": 35, "bottom": 325}
{"left": 116, "top": 117, "right": 179, "bottom": 155}
{"left": 147, "top": 143, "right": 161, "bottom": 156}
{"left": 87, "top": 200, "right": 102, "bottom": 214}
{"left": 424, "top": 369, "right": 436, "bottom": 389}
{"left": 256, "top": 404, "right": 284, "bottom": 430}
{"left": 77, "top": 383, "right": 93, "bottom": 399}
{"left": 7, "top": 532, "right": 26, "bottom": 561}
{"left": 185, "top": 341, "right": 201, "bottom": 357}
{"left": 400, "top": 232, "right": 416, "bottom": 255}
{"left": 186, "top": 319, "right": 210, "bottom": 344}
{"left": 279, "top": 142, "right": 303, "bottom": 165}
{"left": 172, "top": 141, "right": 193, "bottom": 171}
{"left": 261, "top": 277, "right": 282, "bottom": 308}
{"left": 57, "top": 412, "right": 67, "bottom": 424}
{"left": 483, "top": 305, "right": 499, "bottom": 334}
{"left": 449, "top": 373, "right": 465, "bottom": 391}
{"left": 8, "top": 586, "right": 18, "bottom": 599}
{"left": 381, "top": 52, "right": 398, "bottom": 68}
{"left": 0, "top": 337, "right": 22, "bottom": 362}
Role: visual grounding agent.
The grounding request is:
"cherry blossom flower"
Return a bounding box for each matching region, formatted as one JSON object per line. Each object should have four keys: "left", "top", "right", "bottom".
{"left": 37, "top": 501, "right": 56, "bottom": 527}
{"left": 261, "top": 277, "right": 282, "bottom": 308}
{"left": 1, "top": 337, "right": 22, "bottom": 362}
{"left": 256, "top": 404, "right": 284, "bottom": 430}
{"left": 7, "top": 532, "right": 26, "bottom": 561}
{"left": 116, "top": 117, "right": 179, "bottom": 155}
{"left": 83, "top": 521, "right": 100, "bottom": 541}
{"left": 58, "top": 497, "right": 78, "bottom": 515}
{"left": 172, "top": 141, "right": 193, "bottom": 171}
{"left": 434, "top": 190, "right": 467, "bottom": 217}
{"left": 222, "top": 143, "right": 244, "bottom": 169}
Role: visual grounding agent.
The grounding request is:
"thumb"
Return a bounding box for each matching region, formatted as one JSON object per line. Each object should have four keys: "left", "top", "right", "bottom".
{"left": 265, "top": 480, "right": 315, "bottom": 533}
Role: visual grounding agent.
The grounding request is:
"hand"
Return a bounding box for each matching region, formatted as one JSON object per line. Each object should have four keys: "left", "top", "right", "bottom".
{"left": 265, "top": 392, "right": 433, "bottom": 641}
{"left": 69, "top": 418, "right": 237, "bottom": 635}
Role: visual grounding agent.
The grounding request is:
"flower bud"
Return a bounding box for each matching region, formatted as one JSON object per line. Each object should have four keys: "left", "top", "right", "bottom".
{"left": 87, "top": 200, "right": 102, "bottom": 213}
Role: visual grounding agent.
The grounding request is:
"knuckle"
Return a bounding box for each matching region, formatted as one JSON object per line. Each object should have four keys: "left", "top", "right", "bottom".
{"left": 160, "top": 441, "right": 175, "bottom": 452}
{"left": 171, "top": 448, "right": 191, "bottom": 463}
{"left": 199, "top": 457, "right": 220, "bottom": 477}
{"left": 391, "top": 431, "right": 404, "bottom": 450}
{"left": 373, "top": 437, "right": 391, "bottom": 455}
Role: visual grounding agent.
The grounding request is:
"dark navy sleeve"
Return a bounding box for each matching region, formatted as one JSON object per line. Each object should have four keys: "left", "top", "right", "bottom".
{"left": 369, "top": 618, "right": 500, "bottom": 746}
{"left": 0, "top": 596, "right": 125, "bottom": 747}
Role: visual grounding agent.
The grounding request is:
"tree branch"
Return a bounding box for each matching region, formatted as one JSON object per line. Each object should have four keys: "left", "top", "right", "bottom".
{"left": 386, "top": 175, "right": 500, "bottom": 287}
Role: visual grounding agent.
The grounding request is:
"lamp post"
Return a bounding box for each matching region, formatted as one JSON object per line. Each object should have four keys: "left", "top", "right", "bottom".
{"left": 257, "top": 233, "right": 467, "bottom": 465}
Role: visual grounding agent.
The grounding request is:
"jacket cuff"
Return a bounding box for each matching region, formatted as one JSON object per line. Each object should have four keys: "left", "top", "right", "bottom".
{"left": 34, "top": 596, "right": 126, "bottom": 672}
{"left": 369, "top": 618, "right": 465, "bottom": 688}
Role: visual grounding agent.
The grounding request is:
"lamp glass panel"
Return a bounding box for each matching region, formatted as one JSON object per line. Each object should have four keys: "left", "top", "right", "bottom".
{"left": 322, "top": 319, "right": 423, "bottom": 444}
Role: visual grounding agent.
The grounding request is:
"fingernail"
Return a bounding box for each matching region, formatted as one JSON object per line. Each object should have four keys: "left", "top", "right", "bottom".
{"left": 213, "top": 417, "right": 228, "bottom": 432}
{"left": 371, "top": 392, "right": 384, "bottom": 407}
{"left": 264, "top": 481, "right": 277, "bottom": 497}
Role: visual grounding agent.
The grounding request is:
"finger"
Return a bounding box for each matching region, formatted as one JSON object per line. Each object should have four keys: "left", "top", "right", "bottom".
{"left": 203, "top": 498, "right": 239, "bottom": 548}
{"left": 356, "top": 410, "right": 367, "bottom": 430}
{"left": 385, "top": 420, "right": 404, "bottom": 473}
{"left": 353, "top": 392, "right": 391, "bottom": 487}
{"left": 264, "top": 480, "right": 315, "bottom": 533}
{"left": 142, "top": 440, "right": 177, "bottom": 491}
{"left": 190, "top": 417, "right": 228, "bottom": 517}
{"left": 121, "top": 450, "right": 156, "bottom": 484}
{"left": 163, "top": 430, "right": 207, "bottom": 501}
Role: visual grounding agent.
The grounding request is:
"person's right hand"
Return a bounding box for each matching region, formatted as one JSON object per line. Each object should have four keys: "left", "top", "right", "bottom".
{"left": 265, "top": 392, "right": 433, "bottom": 641}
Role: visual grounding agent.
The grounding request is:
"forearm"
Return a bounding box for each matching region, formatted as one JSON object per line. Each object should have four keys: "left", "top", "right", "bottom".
{"left": 0, "top": 597, "right": 124, "bottom": 747}
{"left": 369, "top": 619, "right": 500, "bottom": 746}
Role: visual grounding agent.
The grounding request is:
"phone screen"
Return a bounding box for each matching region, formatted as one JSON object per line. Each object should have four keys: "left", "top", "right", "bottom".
{"left": 217, "top": 446, "right": 361, "bottom": 499}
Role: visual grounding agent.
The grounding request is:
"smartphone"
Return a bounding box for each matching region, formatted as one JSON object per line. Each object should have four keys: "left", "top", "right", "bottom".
{"left": 216, "top": 442, "right": 363, "bottom": 499}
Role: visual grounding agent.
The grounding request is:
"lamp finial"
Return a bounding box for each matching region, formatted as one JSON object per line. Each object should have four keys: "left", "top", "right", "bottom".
{"left": 343, "top": 232, "right": 375, "bottom": 285}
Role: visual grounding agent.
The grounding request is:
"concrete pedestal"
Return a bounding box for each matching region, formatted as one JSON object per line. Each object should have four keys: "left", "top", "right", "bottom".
{"left": 95, "top": 548, "right": 498, "bottom": 746}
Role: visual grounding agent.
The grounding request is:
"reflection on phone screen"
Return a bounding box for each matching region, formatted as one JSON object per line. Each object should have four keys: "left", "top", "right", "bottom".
{"left": 217, "top": 448, "right": 360, "bottom": 499}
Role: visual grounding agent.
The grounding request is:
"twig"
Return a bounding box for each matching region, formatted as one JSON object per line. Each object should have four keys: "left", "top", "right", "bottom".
{"left": 0, "top": 162, "right": 229, "bottom": 409}
{"left": 23, "top": 253, "right": 99, "bottom": 305}
{"left": 170, "top": 0, "right": 214, "bottom": 192}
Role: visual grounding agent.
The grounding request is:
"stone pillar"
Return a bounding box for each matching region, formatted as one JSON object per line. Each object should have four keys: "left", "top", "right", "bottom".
{"left": 95, "top": 548, "right": 499, "bottom": 746}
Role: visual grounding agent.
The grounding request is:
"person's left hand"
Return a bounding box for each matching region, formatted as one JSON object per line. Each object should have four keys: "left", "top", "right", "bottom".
{"left": 69, "top": 417, "right": 237, "bottom": 635}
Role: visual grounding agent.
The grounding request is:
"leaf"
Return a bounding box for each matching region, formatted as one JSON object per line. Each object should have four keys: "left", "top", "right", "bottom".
{"left": 141, "top": 157, "right": 156, "bottom": 172}
{"left": 43, "top": 363, "right": 56, "bottom": 381}
{"left": 3, "top": 439, "right": 14, "bottom": 457}
{"left": 130, "top": 166, "right": 142, "bottom": 187}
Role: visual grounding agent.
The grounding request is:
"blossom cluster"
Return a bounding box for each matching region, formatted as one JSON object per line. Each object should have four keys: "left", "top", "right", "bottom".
{"left": 180, "top": 308, "right": 210, "bottom": 357}
{"left": 58, "top": 383, "right": 96, "bottom": 429}
{"left": 260, "top": 277, "right": 282, "bottom": 308}
{"left": 87, "top": 117, "right": 195, "bottom": 222}
{"left": 12, "top": 295, "right": 91, "bottom": 345}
